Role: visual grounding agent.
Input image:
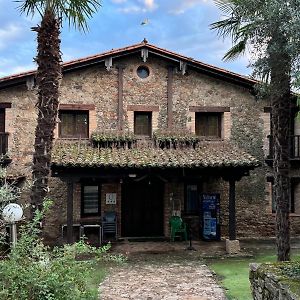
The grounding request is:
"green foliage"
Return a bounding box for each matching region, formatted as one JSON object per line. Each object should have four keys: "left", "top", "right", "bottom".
{"left": 208, "top": 250, "right": 300, "bottom": 300}
{"left": 277, "top": 261, "right": 300, "bottom": 280}
{"left": 17, "top": 0, "right": 101, "bottom": 31}
{"left": 153, "top": 130, "right": 200, "bottom": 149}
{"left": 0, "top": 200, "right": 123, "bottom": 300}
{"left": 211, "top": 0, "right": 300, "bottom": 89}
{"left": 91, "top": 131, "right": 137, "bottom": 143}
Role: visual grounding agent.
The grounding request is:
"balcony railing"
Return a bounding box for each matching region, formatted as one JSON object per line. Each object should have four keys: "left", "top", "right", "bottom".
{"left": 0, "top": 133, "right": 9, "bottom": 155}
{"left": 267, "top": 135, "right": 300, "bottom": 159}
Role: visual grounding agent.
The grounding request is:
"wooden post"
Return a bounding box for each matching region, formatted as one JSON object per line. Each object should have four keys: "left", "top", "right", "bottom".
{"left": 118, "top": 66, "right": 124, "bottom": 131}
{"left": 67, "top": 180, "right": 74, "bottom": 244}
{"left": 229, "top": 178, "right": 236, "bottom": 240}
{"left": 167, "top": 66, "right": 174, "bottom": 129}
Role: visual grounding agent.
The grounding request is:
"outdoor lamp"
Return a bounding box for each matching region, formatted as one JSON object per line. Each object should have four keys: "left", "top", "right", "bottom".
{"left": 2, "top": 203, "right": 23, "bottom": 248}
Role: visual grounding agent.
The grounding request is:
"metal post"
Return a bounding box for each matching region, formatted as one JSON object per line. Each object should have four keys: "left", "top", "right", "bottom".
{"left": 11, "top": 222, "right": 17, "bottom": 248}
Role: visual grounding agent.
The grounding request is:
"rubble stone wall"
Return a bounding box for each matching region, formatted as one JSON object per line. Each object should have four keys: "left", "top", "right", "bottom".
{"left": 250, "top": 263, "right": 299, "bottom": 300}
{"left": 0, "top": 52, "right": 299, "bottom": 243}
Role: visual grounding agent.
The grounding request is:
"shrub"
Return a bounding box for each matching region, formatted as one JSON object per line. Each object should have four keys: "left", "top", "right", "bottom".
{"left": 0, "top": 200, "right": 115, "bottom": 300}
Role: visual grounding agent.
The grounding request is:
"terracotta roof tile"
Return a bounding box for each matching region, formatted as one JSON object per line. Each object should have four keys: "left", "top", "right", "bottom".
{"left": 51, "top": 142, "right": 260, "bottom": 169}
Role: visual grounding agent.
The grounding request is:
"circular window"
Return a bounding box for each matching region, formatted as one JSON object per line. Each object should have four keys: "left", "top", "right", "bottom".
{"left": 137, "top": 66, "right": 150, "bottom": 79}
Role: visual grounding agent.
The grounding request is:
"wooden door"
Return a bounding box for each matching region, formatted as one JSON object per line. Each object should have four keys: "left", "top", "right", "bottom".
{"left": 122, "top": 177, "right": 164, "bottom": 237}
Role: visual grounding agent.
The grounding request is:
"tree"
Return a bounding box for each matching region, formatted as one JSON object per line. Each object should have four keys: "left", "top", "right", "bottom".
{"left": 18, "top": 1, "right": 101, "bottom": 213}
{"left": 211, "top": 0, "right": 300, "bottom": 261}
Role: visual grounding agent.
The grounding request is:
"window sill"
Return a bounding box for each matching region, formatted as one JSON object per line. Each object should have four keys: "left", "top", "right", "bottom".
{"left": 135, "top": 135, "right": 152, "bottom": 140}
{"left": 270, "top": 213, "right": 300, "bottom": 217}
{"left": 79, "top": 216, "right": 101, "bottom": 222}
{"left": 57, "top": 137, "right": 89, "bottom": 140}
{"left": 198, "top": 137, "right": 223, "bottom": 141}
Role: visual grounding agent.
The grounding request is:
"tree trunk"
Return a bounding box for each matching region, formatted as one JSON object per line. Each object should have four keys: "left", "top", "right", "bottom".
{"left": 31, "top": 10, "right": 61, "bottom": 213}
{"left": 269, "top": 35, "right": 291, "bottom": 262}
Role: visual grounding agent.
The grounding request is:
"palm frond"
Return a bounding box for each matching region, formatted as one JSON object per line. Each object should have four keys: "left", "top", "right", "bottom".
{"left": 223, "top": 39, "right": 247, "bottom": 61}
{"left": 18, "top": 0, "right": 101, "bottom": 31}
{"left": 210, "top": 17, "right": 241, "bottom": 40}
{"left": 214, "top": 0, "right": 236, "bottom": 15}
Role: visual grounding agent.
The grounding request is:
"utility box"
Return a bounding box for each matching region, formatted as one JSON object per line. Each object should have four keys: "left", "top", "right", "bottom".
{"left": 201, "top": 193, "right": 221, "bottom": 241}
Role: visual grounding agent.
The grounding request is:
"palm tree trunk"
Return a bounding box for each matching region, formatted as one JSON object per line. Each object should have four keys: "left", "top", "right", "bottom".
{"left": 31, "top": 9, "right": 61, "bottom": 212}
{"left": 269, "top": 35, "right": 291, "bottom": 262}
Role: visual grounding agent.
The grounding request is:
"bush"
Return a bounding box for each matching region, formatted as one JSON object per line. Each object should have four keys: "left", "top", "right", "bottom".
{"left": 0, "top": 200, "right": 114, "bottom": 300}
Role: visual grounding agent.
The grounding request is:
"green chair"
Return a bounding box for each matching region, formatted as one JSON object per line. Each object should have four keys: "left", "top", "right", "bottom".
{"left": 169, "top": 216, "right": 188, "bottom": 242}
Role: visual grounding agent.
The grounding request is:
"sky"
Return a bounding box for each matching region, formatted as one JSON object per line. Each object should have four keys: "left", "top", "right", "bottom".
{"left": 0, "top": 0, "right": 252, "bottom": 78}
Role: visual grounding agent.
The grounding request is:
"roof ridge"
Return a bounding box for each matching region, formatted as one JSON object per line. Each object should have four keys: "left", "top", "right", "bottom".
{"left": 0, "top": 41, "right": 257, "bottom": 86}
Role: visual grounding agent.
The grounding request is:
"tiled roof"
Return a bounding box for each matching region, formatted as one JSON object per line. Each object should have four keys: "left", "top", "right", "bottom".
{"left": 0, "top": 40, "right": 257, "bottom": 88}
{"left": 51, "top": 142, "right": 260, "bottom": 169}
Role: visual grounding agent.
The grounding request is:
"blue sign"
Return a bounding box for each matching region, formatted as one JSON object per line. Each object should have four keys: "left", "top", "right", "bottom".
{"left": 202, "top": 193, "right": 220, "bottom": 241}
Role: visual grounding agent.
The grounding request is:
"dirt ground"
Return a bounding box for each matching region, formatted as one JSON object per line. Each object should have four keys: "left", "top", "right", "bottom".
{"left": 99, "top": 239, "right": 300, "bottom": 300}
{"left": 99, "top": 241, "right": 227, "bottom": 300}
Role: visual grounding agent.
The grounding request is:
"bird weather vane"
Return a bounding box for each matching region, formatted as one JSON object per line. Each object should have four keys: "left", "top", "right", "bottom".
{"left": 141, "top": 18, "right": 149, "bottom": 26}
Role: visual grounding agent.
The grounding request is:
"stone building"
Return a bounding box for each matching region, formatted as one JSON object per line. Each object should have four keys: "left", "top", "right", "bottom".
{"left": 0, "top": 40, "right": 299, "bottom": 245}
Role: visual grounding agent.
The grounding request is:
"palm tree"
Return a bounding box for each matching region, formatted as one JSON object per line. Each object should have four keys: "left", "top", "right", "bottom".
{"left": 211, "top": 0, "right": 296, "bottom": 261}
{"left": 18, "top": 1, "right": 101, "bottom": 213}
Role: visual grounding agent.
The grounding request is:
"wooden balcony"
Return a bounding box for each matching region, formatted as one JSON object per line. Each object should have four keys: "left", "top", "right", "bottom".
{"left": 267, "top": 135, "right": 300, "bottom": 161}
{"left": 0, "top": 132, "right": 9, "bottom": 155}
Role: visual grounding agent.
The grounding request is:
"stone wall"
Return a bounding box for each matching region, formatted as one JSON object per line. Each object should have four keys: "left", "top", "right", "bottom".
{"left": 250, "top": 263, "right": 299, "bottom": 300}
{"left": 0, "top": 50, "right": 299, "bottom": 242}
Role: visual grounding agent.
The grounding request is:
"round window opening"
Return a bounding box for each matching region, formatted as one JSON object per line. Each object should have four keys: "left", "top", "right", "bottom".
{"left": 137, "top": 66, "right": 150, "bottom": 79}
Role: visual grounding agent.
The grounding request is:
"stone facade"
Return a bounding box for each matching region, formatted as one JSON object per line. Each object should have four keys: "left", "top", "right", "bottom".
{"left": 0, "top": 43, "right": 299, "bottom": 244}
{"left": 250, "top": 263, "right": 299, "bottom": 300}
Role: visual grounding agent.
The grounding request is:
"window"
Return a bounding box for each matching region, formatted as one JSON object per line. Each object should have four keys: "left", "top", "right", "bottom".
{"left": 59, "top": 110, "right": 89, "bottom": 138}
{"left": 271, "top": 180, "right": 297, "bottom": 213}
{"left": 134, "top": 112, "right": 152, "bottom": 137}
{"left": 0, "top": 109, "right": 5, "bottom": 133}
{"left": 81, "top": 184, "right": 101, "bottom": 216}
{"left": 137, "top": 66, "right": 150, "bottom": 79}
{"left": 185, "top": 184, "right": 200, "bottom": 214}
{"left": 195, "top": 112, "right": 222, "bottom": 138}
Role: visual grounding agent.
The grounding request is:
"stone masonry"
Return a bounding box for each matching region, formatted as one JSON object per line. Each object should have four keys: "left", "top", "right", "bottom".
{"left": 0, "top": 44, "right": 299, "bottom": 244}
{"left": 250, "top": 263, "right": 299, "bottom": 300}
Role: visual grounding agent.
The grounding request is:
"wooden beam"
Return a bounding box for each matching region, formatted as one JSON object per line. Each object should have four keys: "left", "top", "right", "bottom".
{"left": 167, "top": 66, "right": 174, "bottom": 129}
{"left": 67, "top": 180, "right": 74, "bottom": 244}
{"left": 141, "top": 48, "right": 149, "bottom": 63}
{"left": 105, "top": 57, "right": 113, "bottom": 71}
{"left": 228, "top": 178, "right": 236, "bottom": 240}
{"left": 189, "top": 106, "right": 230, "bottom": 112}
{"left": 127, "top": 105, "right": 159, "bottom": 112}
{"left": 0, "top": 103, "right": 12, "bottom": 109}
{"left": 264, "top": 107, "right": 271, "bottom": 113}
{"left": 118, "top": 66, "right": 125, "bottom": 131}
{"left": 26, "top": 76, "right": 35, "bottom": 91}
{"left": 179, "top": 61, "right": 187, "bottom": 75}
{"left": 59, "top": 104, "right": 95, "bottom": 110}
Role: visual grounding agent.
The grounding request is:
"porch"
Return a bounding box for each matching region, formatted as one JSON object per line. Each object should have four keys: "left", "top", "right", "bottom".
{"left": 51, "top": 141, "right": 259, "bottom": 248}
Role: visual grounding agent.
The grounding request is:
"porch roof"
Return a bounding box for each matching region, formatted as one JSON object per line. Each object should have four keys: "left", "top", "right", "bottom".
{"left": 51, "top": 142, "right": 260, "bottom": 170}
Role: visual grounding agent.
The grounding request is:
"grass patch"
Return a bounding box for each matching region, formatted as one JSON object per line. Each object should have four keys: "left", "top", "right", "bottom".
{"left": 85, "top": 262, "right": 109, "bottom": 296}
{"left": 207, "top": 249, "right": 300, "bottom": 300}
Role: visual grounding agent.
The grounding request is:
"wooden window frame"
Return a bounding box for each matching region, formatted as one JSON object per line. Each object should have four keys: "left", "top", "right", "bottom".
{"left": 59, "top": 110, "right": 89, "bottom": 139}
{"left": 134, "top": 111, "right": 152, "bottom": 137}
{"left": 0, "top": 108, "right": 5, "bottom": 133}
{"left": 195, "top": 112, "right": 222, "bottom": 138}
{"left": 81, "top": 183, "right": 101, "bottom": 217}
{"left": 184, "top": 183, "right": 202, "bottom": 215}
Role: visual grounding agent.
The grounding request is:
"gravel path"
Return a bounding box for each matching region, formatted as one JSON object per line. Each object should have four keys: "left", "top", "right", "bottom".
{"left": 99, "top": 260, "right": 226, "bottom": 300}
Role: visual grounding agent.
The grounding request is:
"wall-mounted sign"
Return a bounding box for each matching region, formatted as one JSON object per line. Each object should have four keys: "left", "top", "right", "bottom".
{"left": 106, "top": 193, "right": 117, "bottom": 205}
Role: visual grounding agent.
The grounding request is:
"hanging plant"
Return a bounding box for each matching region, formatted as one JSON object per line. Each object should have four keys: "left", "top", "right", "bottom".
{"left": 153, "top": 129, "right": 200, "bottom": 149}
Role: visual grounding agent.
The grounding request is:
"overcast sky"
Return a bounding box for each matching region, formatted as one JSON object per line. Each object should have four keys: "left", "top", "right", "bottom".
{"left": 0, "top": 0, "right": 252, "bottom": 78}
